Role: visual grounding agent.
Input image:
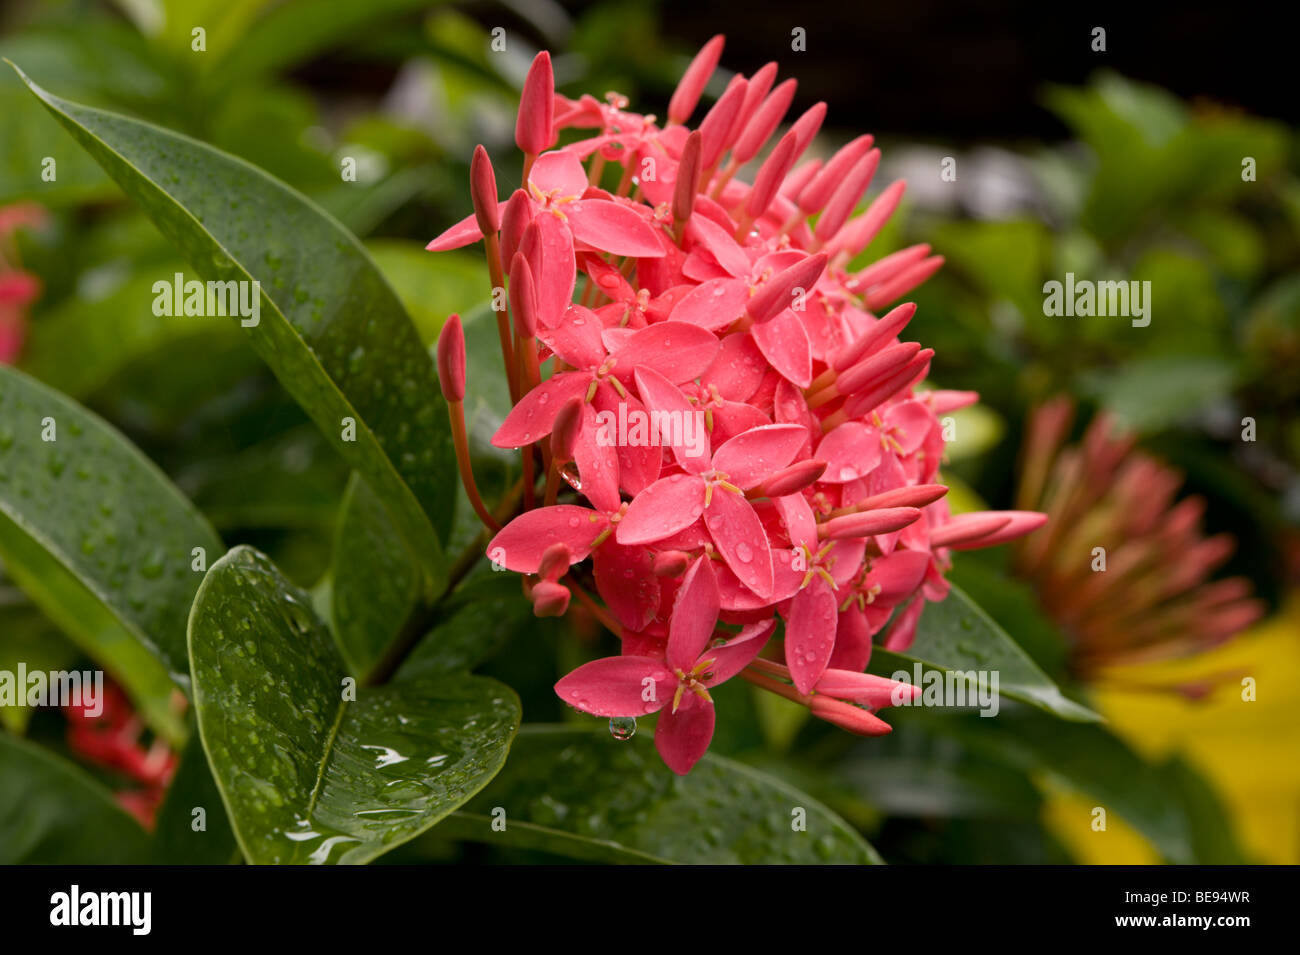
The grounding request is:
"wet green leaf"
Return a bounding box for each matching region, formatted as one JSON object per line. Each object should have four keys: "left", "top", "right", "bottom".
{"left": 331, "top": 474, "right": 421, "bottom": 681}
{"left": 188, "top": 546, "right": 520, "bottom": 864}
{"left": 150, "top": 723, "right": 240, "bottom": 864}
{"left": 0, "top": 595, "right": 80, "bottom": 735}
{"left": 0, "top": 366, "right": 221, "bottom": 740}
{"left": 870, "top": 584, "right": 1100, "bottom": 722}
{"left": 0, "top": 733, "right": 150, "bottom": 864}
{"left": 14, "top": 66, "right": 455, "bottom": 590}
{"left": 442, "top": 725, "right": 883, "bottom": 864}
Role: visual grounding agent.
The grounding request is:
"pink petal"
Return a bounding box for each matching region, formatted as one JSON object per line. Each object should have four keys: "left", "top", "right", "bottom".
{"left": 487, "top": 506, "right": 605, "bottom": 572}
{"left": 710, "top": 400, "right": 771, "bottom": 446}
{"left": 828, "top": 608, "right": 873, "bottom": 672}
{"left": 528, "top": 150, "right": 587, "bottom": 197}
{"left": 884, "top": 399, "right": 935, "bottom": 455}
{"left": 685, "top": 214, "right": 750, "bottom": 277}
{"left": 655, "top": 693, "right": 716, "bottom": 775}
{"left": 668, "top": 277, "right": 748, "bottom": 331}
{"left": 592, "top": 384, "right": 662, "bottom": 495}
{"left": 774, "top": 493, "right": 817, "bottom": 550}
{"left": 711, "top": 423, "right": 808, "bottom": 489}
{"left": 633, "top": 367, "right": 710, "bottom": 473}
{"left": 491, "top": 372, "right": 587, "bottom": 448}
{"left": 703, "top": 332, "right": 767, "bottom": 401}
{"left": 538, "top": 304, "right": 605, "bottom": 369}
{"left": 704, "top": 488, "right": 774, "bottom": 599}
{"left": 750, "top": 310, "right": 812, "bottom": 387}
{"left": 592, "top": 541, "right": 661, "bottom": 632}
{"left": 883, "top": 598, "right": 925, "bottom": 652}
{"left": 817, "top": 422, "right": 882, "bottom": 483}
{"left": 667, "top": 556, "right": 721, "bottom": 672}
{"left": 555, "top": 656, "right": 673, "bottom": 717}
{"left": 573, "top": 402, "right": 622, "bottom": 513}
{"left": 867, "top": 549, "right": 930, "bottom": 602}
{"left": 616, "top": 474, "right": 707, "bottom": 546}
{"left": 425, "top": 212, "right": 483, "bottom": 251}
{"left": 567, "top": 199, "right": 666, "bottom": 258}
{"left": 784, "top": 574, "right": 839, "bottom": 694}
{"left": 613, "top": 321, "right": 720, "bottom": 385}
{"left": 531, "top": 213, "right": 577, "bottom": 327}
{"left": 702, "top": 618, "right": 775, "bottom": 685}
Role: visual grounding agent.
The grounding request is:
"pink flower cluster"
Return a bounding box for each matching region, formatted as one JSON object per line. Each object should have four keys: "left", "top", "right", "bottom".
{"left": 0, "top": 202, "right": 46, "bottom": 363}
{"left": 429, "top": 38, "right": 1045, "bottom": 773}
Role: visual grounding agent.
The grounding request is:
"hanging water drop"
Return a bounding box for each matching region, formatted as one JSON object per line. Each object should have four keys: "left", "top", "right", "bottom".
{"left": 608, "top": 716, "right": 636, "bottom": 741}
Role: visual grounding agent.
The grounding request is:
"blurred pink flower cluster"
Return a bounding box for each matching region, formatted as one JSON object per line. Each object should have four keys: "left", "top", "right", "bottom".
{"left": 430, "top": 38, "right": 1045, "bottom": 772}
{"left": 0, "top": 202, "right": 45, "bottom": 363}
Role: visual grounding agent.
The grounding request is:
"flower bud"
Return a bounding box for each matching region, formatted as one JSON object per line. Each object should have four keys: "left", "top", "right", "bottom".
{"left": 436, "top": 314, "right": 466, "bottom": 402}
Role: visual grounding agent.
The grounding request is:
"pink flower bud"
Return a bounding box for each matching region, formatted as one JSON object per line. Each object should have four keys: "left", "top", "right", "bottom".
{"left": 672, "top": 130, "right": 703, "bottom": 226}
{"left": 698, "top": 75, "right": 748, "bottom": 170}
{"left": 809, "top": 695, "right": 893, "bottom": 736}
{"left": 537, "top": 542, "right": 572, "bottom": 582}
{"left": 550, "top": 396, "right": 584, "bottom": 463}
{"left": 864, "top": 255, "right": 945, "bottom": 311}
{"left": 748, "top": 252, "right": 827, "bottom": 323}
{"left": 833, "top": 303, "right": 917, "bottom": 371}
{"left": 814, "top": 148, "right": 880, "bottom": 244}
{"left": 653, "top": 550, "right": 691, "bottom": 577}
{"left": 942, "top": 511, "right": 1047, "bottom": 551}
{"left": 516, "top": 51, "right": 555, "bottom": 155}
{"left": 531, "top": 580, "right": 571, "bottom": 617}
{"left": 499, "top": 190, "right": 532, "bottom": 267}
{"left": 787, "top": 102, "right": 827, "bottom": 154}
{"left": 836, "top": 341, "right": 922, "bottom": 396}
{"left": 436, "top": 314, "right": 466, "bottom": 402}
{"left": 760, "top": 459, "right": 826, "bottom": 498}
{"left": 799, "top": 134, "right": 874, "bottom": 215}
{"left": 509, "top": 251, "right": 540, "bottom": 337}
{"left": 815, "top": 669, "right": 919, "bottom": 709}
{"left": 731, "top": 77, "right": 797, "bottom": 164}
{"left": 818, "top": 507, "right": 921, "bottom": 540}
{"left": 745, "top": 129, "right": 799, "bottom": 222}
{"left": 668, "top": 34, "right": 725, "bottom": 125}
{"left": 470, "top": 144, "right": 500, "bottom": 236}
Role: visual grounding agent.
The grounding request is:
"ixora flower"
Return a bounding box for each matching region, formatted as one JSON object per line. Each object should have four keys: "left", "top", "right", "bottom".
{"left": 429, "top": 38, "right": 1046, "bottom": 773}
{"left": 1012, "top": 398, "right": 1264, "bottom": 695}
{"left": 0, "top": 202, "right": 46, "bottom": 364}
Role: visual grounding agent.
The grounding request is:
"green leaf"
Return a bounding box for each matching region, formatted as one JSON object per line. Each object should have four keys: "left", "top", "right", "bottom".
{"left": 188, "top": 546, "right": 520, "bottom": 864}
{"left": 18, "top": 263, "right": 245, "bottom": 401}
{"left": 331, "top": 473, "right": 422, "bottom": 681}
{"left": 0, "top": 592, "right": 80, "bottom": 735}
{"left": 0, "top": 733, "right": 150, "bottom": 863}
{"left": 208, "top": 0, "right": 448, "bottom": 80}
{"left": 1079, "top": 355, "right": 1237, "bottom": 434}
{"left": 442, "top": 725, "right": 883, "bottom": 864}
{"left": 869, "top": 584, "right": 1100, "bottom": 722}
{"left": 0, "top": 365, "right": 221, "bottom": 740}
{"left": 954, "top": 710, "right": 1196, "bottom": 863}
{"left": 368, "top": 241, "right": 487, "bottom": 345}
{"left": 395, "top": 571, "right": 546, "bottom": 682}
{"left": 13, "top": 65, "right": 456, "bottom": 591}
{"left": 150, "top": 724, "right": 240, "bottom": 864}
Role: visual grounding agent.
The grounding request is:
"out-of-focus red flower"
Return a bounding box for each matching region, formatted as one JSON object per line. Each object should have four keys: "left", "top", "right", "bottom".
{"left": 64, "top": 682, "right": 175, "bottom": 829}
{"left": 1012, "top": 397, "right": 1265, "bottom": 694}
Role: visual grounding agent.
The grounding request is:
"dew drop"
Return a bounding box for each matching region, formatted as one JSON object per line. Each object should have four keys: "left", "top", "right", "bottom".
{"left": 609, "top": 716, "right": 637, "bottom": 741}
